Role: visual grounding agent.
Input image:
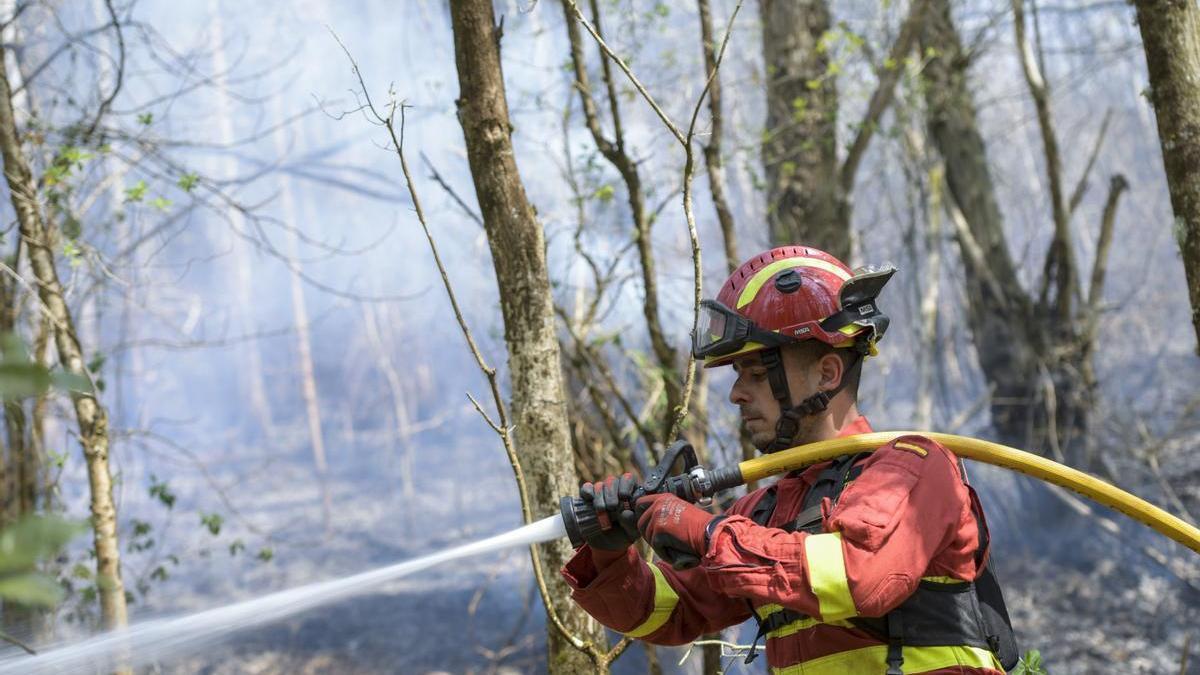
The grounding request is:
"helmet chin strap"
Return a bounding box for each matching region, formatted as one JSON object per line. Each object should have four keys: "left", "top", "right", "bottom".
{"left": 759, "top": 345, "right": 866, "bottom": 454}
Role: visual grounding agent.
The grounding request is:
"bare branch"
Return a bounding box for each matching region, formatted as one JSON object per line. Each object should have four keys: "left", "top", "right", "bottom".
{"left": 1083, "top": 173, "right": 1128, "bottom": 344}
{"left": 80, "top": 0, "right": 125, "bottom": 142}
{"left": 420, "top": 151, "right": 483, "bottom": 227}
{"left": 563, "top": 0, "right": 686, "bottom": 147}
{"left": 696, "top": 0, "right": 738, "bottom": 273}
{"left": 1068, "top": 109, "right": 1112, "bottom": 215}
{"left": 1013, "top": 0, "right": 1076, "bottom": 319}
{"left": 841, "top": 0, "right": 929, "bottom": 193}
{"left": 669, "top": 0, "right": 743, "bottom": 442}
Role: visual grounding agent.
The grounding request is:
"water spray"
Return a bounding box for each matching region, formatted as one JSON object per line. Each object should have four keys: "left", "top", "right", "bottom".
{"left": 8, "top": 432, "right": 1198, "bottom": 672}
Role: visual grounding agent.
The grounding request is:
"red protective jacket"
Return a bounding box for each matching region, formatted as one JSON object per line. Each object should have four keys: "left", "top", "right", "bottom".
{"left": 561, "top": 417, "right": 1005, "bottom": 674}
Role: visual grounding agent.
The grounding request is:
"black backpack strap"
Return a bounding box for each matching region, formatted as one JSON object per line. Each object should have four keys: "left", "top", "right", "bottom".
{"left": 784, "top": 452, "right": 868, "bottom": 534}
{"left": 742, "top": 604, "right": 812, "bottom": 664}
{"left": 885, "top": 611, "right": 905, "bottom": 675}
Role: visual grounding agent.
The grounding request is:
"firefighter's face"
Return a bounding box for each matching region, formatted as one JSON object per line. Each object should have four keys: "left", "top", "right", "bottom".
{"left": 728, "top": 347, "right": 824, "bottom": 449}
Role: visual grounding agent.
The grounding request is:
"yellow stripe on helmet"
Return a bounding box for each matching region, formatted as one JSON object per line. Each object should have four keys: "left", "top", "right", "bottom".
{"left": 736, "top": 257, "right": 852, "bottom": 309}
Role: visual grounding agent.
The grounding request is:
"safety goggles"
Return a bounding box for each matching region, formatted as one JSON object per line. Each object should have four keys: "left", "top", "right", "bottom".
{"left": 692, "top": 299, "right": 795, "bottom": 359}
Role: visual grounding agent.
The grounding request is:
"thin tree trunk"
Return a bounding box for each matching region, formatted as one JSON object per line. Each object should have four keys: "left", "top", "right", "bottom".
{"left": 0, "top": 46, "right": 128, "bottom": 632}
{"left": 272, "top": 99, "right": 331, "bottom": 532}
{"left": 449, "top": 1, "right": 605, "bottom": 671}
{"left": 759, "top": 0, "right": 844, "bottom": 254}
{"left": 1133, "top": 0, "right": 1200, "bottom": 354}
{"left": 31, "top": 313, "right": 50, "bottom": 508}
{"left": 698, "top": 0, "right": 739, "bottom": 273}
{"left": 359, "top": 281, "right": 416, "bottom": 530}
{"left": 208, "top": 0, "right": 274, "bottom": 435}
{"left": 916, "top": 159, "right": 942, "bottom": 431}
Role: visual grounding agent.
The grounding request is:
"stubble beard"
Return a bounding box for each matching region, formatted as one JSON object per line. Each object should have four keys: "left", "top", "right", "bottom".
{"left": 747, "top": 412, "right": 819, "bottom": 451}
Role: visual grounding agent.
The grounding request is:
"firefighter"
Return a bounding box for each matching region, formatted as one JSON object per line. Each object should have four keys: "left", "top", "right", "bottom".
{"left": 561, "top": 245, "right": 1016, "bottom": 674}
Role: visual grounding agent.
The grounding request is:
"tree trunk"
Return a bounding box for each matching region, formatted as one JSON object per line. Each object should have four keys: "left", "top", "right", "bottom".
{"left": 919, "top": 0, "right": 1095, "bottom": 458}
{"left": 208, "top": 0, "right": 275, "bottom": 436}
{"left": 0, "top": 46, "right": 128, "bottom": 632}
{"left": 449, "top": 1, "right": 605, "bottom": 671}
{"left": 1134, "top": 0, "right": 1200, "bottom": 354}
{"left": 272, "top": 99, "right": 332, "bottom": 533}
{"left": 759, "top": 0, "right": 845, "bottom": 255}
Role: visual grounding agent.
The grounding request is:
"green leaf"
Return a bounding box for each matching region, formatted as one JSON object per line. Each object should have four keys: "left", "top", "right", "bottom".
{"left": 256, "top": 547, "right": 274, "bottom": 563}
{"left": 62, "top": 214, "right": 82, "bottom": 240}
{"left": 228, "top": 539, "right": 245, "bottom": 557}
{"left": 200, "top": 512, "right": 224, "bottom": 536}
{"left": 149, "top": 475, "right": 176, "bottom": 509}
{"left": 71, "top": 563, "right": 92, "bottom": 580}
{"left": 151, "top": 197, "right": 172, "bottom": 212}
{"left": 0, "top": 572, "right": 64, "bottom": 607}
{"left": 1013, "top": 649, "right": 1047, "bottom": 675}
{"left": 0, "top": 333, "right": 30, "bottom": 362}
{"left": 593, "top": 184, "right": 615, "bottom": 203}
{"left": 177, "top": 173, "right": 199, "bottom": 192}
{"left": 124, "top": 180, "right": 147, "bottom": 203}
{"left": 0, "top": 516, "right": 84, "bottom": 575}
{"left": 0, "top": 363, "right": 52, "bottom": 398}
{"left": 50, "top": 371, "right": 91, "bottom": 394}
{"left": 138, "top": 112, "right": 153, "bottom": 126}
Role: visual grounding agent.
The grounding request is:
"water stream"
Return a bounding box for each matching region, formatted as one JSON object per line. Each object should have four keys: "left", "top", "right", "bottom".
{"left": 0, "top": 514, "right": 567, "bottom": 674}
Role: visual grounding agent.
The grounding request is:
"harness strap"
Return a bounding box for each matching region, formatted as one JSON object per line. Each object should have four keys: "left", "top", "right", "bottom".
{"left": 885, "top": 611, "right": 905, "bottom": 675}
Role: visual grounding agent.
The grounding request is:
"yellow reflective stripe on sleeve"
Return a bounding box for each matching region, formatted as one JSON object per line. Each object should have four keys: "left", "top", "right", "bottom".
{"left": 770, "top": 644, "right": 1002, "bottom": 674}
{"left": 624, "top": 563, "right": 680, "bottom": 638}
{"left": 804, "top": 532, "right": 857, "bottom": 621}
{"left": 736, "top": 257, "right": 852, "bottom": 309}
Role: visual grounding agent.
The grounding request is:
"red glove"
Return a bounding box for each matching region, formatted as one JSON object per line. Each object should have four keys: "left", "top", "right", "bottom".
{"left": 635, "top": 493, "right": 719, "bottom": 570}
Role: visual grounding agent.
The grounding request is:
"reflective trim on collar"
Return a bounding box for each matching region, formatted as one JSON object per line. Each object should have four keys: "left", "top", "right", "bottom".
{"left": 624, "top": 563, "right": 679, "bottom": 638}
{"left": 804, "top": 532, "right": 857, "bottom": 621}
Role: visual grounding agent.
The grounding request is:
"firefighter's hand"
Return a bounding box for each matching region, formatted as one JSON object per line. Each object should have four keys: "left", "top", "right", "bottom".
{"left": 635, "top": 493, "right": 718, "bottom": 570}
{"left": 578, "top": 473, "right": 640, "bottom": 551}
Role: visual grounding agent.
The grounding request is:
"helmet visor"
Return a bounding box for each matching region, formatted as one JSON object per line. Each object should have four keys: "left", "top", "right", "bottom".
{"left": 693, "top": 300, "right": 790, "bottom": 360}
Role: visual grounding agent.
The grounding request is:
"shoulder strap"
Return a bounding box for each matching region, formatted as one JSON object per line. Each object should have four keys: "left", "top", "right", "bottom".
{"left": 784, "top": 452, "right": 868, "bottom": 534}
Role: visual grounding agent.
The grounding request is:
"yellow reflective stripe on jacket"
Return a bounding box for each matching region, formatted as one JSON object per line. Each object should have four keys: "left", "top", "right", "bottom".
{"left": 754, "top": 603, "right": 784, "bottom": 619}
{"left": 921, "top": 575, "right": 968, "bottom": 585}
{"left": 624, "top": 563, "right": 679, "bottom": 638}
{"left": 736, "top": 257, "right": 852, "bottom": 308}
{"left": 753, "top": 603, "right": 854, "bottom": 639}
{"left": 804, "top": 532, "right": 857, "bottom": 621}
{"left": 770, "top": 644, "right": 1002, "bottom": 674}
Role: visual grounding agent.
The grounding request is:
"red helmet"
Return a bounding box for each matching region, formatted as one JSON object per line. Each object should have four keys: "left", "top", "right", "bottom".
{"left": 694, "top": 246, "right": 894, "bottom": 367}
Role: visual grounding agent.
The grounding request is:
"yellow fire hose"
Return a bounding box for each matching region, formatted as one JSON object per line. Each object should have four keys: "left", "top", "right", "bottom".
{"left": 739, "top": 431, "right": 1200, "bottom": 556}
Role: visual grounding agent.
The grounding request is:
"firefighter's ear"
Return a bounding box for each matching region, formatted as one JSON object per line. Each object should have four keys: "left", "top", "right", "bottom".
{"left": 816, "top": 351, "right": 844, "bottom": 392}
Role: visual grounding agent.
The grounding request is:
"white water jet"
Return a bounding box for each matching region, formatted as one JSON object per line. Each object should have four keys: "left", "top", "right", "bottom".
{"left": 0, "top": 515, "right": 567, "bottom": 674}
